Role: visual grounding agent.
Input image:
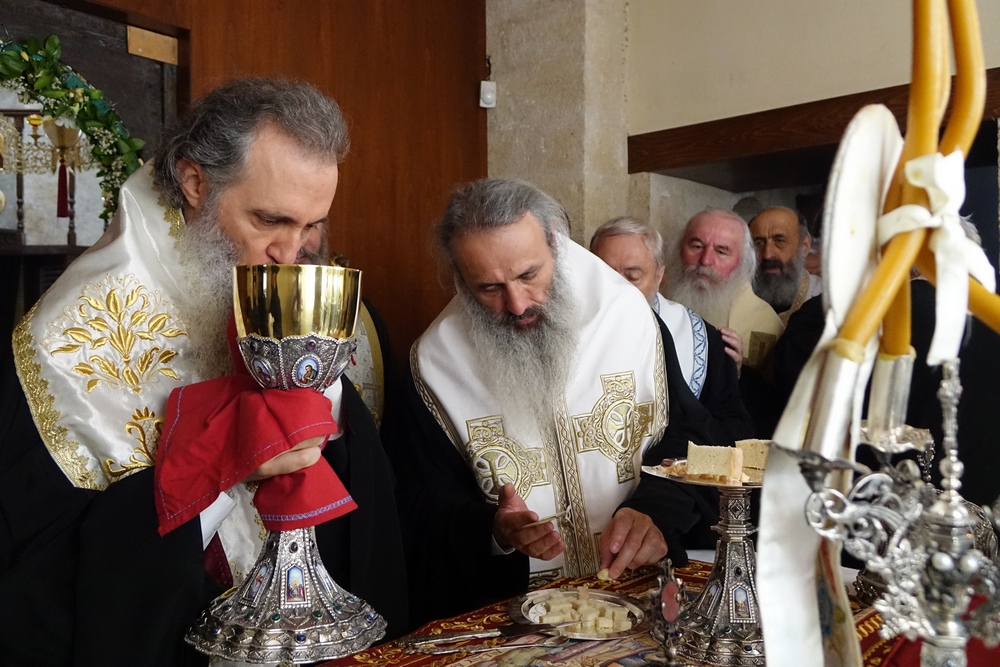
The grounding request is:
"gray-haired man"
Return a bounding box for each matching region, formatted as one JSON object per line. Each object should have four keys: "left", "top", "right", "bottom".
{"left": 0, "top": 78, "right": 407, "bottom": 665}
{"left": 590, "top": 216, "right": 753, "bottom": 445}
{"left": 666, "top": 208, "right": 784, "bottom": 373}
{"left": 394, "top": 179, "right": 723, "bottom": 627}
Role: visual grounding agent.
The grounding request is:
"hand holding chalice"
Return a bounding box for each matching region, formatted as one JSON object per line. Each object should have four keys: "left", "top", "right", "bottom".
{"left": 184, "top": 264, "right": 386, "bottom": 664}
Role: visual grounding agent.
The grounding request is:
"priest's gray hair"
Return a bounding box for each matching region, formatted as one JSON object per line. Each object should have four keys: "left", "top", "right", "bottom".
{"left": 435, "top": 178, "right": 570, "bottom": 270}
{"left": 153, "top": 77, "right": 350, "bottom": 210}
{"left": 589, "top": 216, "right": 665, "bottom": 268}
{"left": 683, "top": 207, "right": 757, "bottom": 285}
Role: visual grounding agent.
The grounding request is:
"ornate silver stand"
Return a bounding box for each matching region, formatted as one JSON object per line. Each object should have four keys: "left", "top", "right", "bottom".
{"left": 187, "top": 527, "right": 386, "bottom": 663}
{"left": 650, "top": 559, "right": 688, "bottom": 666}
{"left": 801, "top": 360, "right": 1000, "bottom": 667}
{"left": 676, "top": 484, "right": 765, "bottom": 666}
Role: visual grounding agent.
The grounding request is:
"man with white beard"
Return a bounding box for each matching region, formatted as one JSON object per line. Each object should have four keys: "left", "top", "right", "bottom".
{"left": 395, "top": 179, "right": 722, "bottom": 627}
{"left": 0, "top": 78, "right": 407, "bottom": 666}
{"left": 749, "top": 207, "right": 822, "bottom": 324}
{"left": 589, "top": 216, "right": 753, "bottom": 445}
{"left": 666, "top": 208, "right": 784, "bottom": 374}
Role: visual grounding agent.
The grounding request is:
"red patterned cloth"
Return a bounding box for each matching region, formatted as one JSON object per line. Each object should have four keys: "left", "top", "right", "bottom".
{"left": 872, "top": 595, "right": 1000, "bottom": 666}
{"left": 204, "top": 533, "right": 234, "bottom": 589}
{"left": 153, "top": 316, "right": 357, "bottom": 535}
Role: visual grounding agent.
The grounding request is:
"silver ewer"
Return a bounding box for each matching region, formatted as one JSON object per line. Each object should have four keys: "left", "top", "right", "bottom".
{"left": 184, "top": 264, "right": 387, "bottom": 664}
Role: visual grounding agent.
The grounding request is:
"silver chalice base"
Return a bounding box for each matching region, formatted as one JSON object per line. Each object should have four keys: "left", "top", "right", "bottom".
{"left": 238, "top": 333, "right": 356, "bottom": 393}
{"left": 185, "top": 527, "right": 386, "bottom": 664}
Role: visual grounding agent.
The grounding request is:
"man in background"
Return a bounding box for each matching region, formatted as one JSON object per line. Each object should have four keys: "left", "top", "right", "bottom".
{"left": 666, "top": 208, "right": 783, "bottom": 374}
{"left": 590, "top": 216, "right": 753, "bottom": 444}
{"left": 749, "top": 207, "right": 822, "bottom": 324}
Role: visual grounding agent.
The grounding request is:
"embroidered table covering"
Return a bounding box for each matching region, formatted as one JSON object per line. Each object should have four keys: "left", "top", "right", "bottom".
{"left": 320, "top": 561, "right": 911, "bottom": 667}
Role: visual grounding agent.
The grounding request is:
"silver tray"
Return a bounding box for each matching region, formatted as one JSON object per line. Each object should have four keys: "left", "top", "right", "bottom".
{"left": 507, "top": 587, "right": 648, "bottom": 641}
{"left": 641, "top": 459, "right": 762, "bottom": 489}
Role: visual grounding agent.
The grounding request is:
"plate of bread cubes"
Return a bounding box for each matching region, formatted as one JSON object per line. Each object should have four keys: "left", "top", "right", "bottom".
{"left": 508, "top": 586, "right": 647, "bottom": 640}
{"left": 643, "top": 439, "right": 770, "bottom": 487}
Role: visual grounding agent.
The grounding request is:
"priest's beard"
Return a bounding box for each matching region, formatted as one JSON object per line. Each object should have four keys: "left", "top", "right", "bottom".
{"left": 753, "top": 251, "right": 805, "bottom": 312}
{"left": 665, "top": 262, "right": 746, "bottom": 329}
{"left": 458, "top": 259, "right": 580, "bottom": 437}
{"left": 174, "top": 202, "right": 239, "bottom": 381}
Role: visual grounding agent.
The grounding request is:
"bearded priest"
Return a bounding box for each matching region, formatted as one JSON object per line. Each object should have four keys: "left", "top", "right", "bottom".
{"left": 392, "top": 179, "right": 722, "bottom": 627}
{"left": 0, "top": 78, "right": 407, "bottom": 666}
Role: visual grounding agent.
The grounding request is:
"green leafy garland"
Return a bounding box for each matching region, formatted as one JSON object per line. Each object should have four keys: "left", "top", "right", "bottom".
{"left": 0, "top": 35, "right": 144, "bottom": 221}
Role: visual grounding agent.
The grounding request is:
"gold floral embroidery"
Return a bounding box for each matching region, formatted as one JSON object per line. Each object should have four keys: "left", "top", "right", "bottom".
{"left": 157, "top": 194, "right": 185, "bottom": 238}
{"left": 253, "top": 509, "right": 267, "bottom": 542}
{"left": 46, "top": 274, "right": 187, "bottom": 394}
{"left": 103, "top": 407, "right": 163, "bottom": 480}
{"left": 13, "top": 305, "right": 103, "bottom": 490}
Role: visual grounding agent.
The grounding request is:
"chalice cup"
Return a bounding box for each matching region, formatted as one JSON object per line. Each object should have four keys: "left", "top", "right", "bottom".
{"left": 185, "top": 264, "right": 387, "bottom": 664}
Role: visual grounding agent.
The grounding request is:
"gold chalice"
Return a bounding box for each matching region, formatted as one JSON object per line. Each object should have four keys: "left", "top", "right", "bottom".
{"left": 185, "top": 264, "right": 386, "bottom": 663}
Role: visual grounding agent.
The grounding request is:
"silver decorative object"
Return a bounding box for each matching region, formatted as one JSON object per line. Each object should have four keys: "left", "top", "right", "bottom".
{"left": 237, "top": 333, "right": 354, "bottom": 393}
{"left": 802, "top": 360, "right": 1000, "bottom": 667}
{"left": 649, "top": 559, "right": 687, "bottom": 666}
{"left": 674, "top": 482, "right": 765, "bottom": 666}
{"left": 185, "top": 264, "right": 387, "bottom": 664}
{"left": 186, "top": 528, "right": 386, "bottom": 663}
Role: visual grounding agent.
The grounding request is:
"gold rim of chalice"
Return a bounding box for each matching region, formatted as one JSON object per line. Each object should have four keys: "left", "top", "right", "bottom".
{"left": 233, "top": 264, "right": 361, "bottom": 340}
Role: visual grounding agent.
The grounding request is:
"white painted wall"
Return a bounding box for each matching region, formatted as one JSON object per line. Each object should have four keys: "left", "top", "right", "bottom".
{"left": 628, "top": 0, "right": 1000, "bottom": 135}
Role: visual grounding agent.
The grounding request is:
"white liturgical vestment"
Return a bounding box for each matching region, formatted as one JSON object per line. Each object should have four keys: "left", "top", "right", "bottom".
{"left": 13, "top": 164, "right": 337, "bottom": 582}
{"left": 654, "top": 293, "right": 708, "bottom": 399}
{"left": 411, "top": 238, "right": 668, "bottom": 586}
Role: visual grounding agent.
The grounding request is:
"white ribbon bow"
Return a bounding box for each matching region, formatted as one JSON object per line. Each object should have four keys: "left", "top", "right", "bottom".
{"left": 876, "top": 151, "right": 996, "bottom": 365}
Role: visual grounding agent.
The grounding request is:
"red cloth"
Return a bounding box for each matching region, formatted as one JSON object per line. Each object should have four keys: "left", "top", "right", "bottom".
{"left": 56, "top": 159, "right": 69, "bottom": 218}
{"left": 881, "top": 595, "right": 1000, "bottom": 666}
{"left": 884, "top": 636, "right": 1000, "bottom": 666}
{"left": 204, "top": 533, "right": 234, "bottom": 589}
{"left": 153, "top": 317, "right": 357, "bottom": 535}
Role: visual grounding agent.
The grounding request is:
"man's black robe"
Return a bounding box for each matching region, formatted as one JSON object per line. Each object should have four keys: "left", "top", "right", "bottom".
{"left": 0, "top": 354, "right": 408, "bottom": 667}
{"left": 387, "top": 318, "right": 753, "bottom": 628}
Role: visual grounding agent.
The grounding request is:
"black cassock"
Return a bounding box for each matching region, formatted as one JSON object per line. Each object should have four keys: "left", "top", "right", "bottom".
{"left": 387, "top": 318, "right": 754, "bottom": 628}
{"left": 0, "top": 356, "right": 408, "bottom": 667}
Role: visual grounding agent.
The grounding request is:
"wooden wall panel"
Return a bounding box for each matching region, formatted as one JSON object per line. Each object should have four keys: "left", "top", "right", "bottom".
{"left": 322, "top": 1, "right": 488, "bottom": 366}
{"left": 85, "top": 0, "right": 488, "bottom": 365}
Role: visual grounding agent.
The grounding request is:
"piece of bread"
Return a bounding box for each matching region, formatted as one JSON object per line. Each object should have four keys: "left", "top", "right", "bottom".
{"left": 687, "top": 442, "right": 743, "bottom": 485}
{"left": 735, "top": 439, "right": 769, "bottom": 470}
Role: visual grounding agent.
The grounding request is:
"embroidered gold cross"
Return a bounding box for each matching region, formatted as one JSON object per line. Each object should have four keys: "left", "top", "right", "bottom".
{"left": 572, "top": 372, "right": 652, "bottom": 483}
{"left": 465, "top": 416, "right": 548, "bottom": 501}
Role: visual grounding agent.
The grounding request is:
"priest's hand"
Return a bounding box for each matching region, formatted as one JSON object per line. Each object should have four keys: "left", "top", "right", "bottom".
{"left": 719, "top": 327, "right": 743, "bottom": 376}
{"left": 493, "top": 483, "right": 566, "bottom": 560}
{"left": 246, "top": 435, "right": 328, "bottom": 481}
{"left": 598, "top": 508, "right": 667, "bottom": 579}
